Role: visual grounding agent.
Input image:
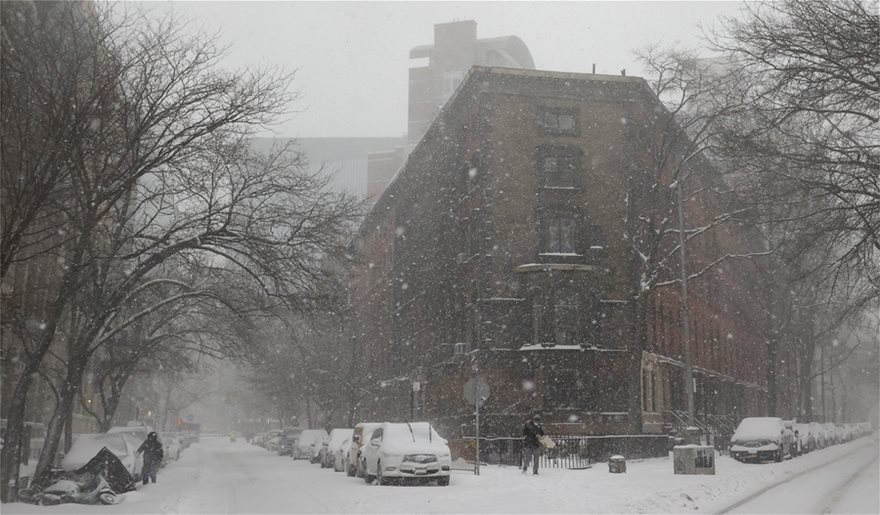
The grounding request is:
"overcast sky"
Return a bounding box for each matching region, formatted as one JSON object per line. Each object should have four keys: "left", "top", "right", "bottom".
{"left": 147, "top": 1, "right": 746, "bottom": 138}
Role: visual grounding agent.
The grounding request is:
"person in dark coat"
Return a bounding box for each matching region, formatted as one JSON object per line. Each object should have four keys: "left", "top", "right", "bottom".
{"left": 136, "top": 431, "right": 164, "bottom": 484}
{"left": 522, "top": 415, "right": 545, "bottom": 475}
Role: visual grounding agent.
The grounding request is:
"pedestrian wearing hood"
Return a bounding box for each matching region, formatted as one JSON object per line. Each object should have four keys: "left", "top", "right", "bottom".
{"left": 136, "top": 432, "right": 164, "bottom": 484}
{"left": 522, "top": 415, "right": 545, "bottom": 475}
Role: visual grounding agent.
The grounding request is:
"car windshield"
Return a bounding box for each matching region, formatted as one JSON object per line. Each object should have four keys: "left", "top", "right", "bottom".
{"left": 385, "top": 423, "right": 441, "bottom": 443}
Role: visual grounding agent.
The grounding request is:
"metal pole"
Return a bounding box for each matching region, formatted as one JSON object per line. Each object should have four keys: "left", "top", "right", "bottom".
{"left": 474, "top": 378, "right": 481, "bottom": 476}
{"left": 676, "top": 181, "right": 695, "bottom": 427}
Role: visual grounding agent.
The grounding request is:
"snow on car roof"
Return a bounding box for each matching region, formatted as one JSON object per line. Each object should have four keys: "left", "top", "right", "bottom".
{"left": 326, "top": 428, "right": 353, "bottom": 449}
{"left": 732, "top": 417, "right": 784, "bottom": 441}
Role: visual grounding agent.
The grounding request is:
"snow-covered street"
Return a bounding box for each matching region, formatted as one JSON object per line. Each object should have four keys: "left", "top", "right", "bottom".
{"left": 4, "top": 434, "right": 878, "bottom": 514}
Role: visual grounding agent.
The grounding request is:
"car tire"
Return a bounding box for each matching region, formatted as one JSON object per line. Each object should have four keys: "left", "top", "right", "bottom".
{"left": 364, "top": 460, "right": 374, "bottom": 483}
{"left": 99, "top": 493, "right": 117, "bottom": 505}
{"left": 438, "top": 476, "right": 450, "bottom": 486}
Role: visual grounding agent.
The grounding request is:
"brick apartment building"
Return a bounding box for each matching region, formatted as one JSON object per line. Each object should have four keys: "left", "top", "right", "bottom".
{"left": 344, "top": 65, "right": 796, "bottom": 440}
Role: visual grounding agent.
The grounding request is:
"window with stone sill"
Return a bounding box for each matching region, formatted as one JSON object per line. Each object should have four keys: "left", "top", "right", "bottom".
{"left": 532, "top": 287, "right": 600, "bottom": 347}
{"left": 537, "top": 145, "right": 581, "bottom": 188}
{"left": 542, "top": 108, "right": 577, "bottom": 135}
{"left": 544, "top": 216, "right": 576, "bottom": 254}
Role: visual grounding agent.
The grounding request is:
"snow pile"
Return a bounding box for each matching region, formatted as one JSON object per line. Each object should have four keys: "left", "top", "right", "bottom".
{"left": 3, "top": 434, "right": 876, "bottom": 514}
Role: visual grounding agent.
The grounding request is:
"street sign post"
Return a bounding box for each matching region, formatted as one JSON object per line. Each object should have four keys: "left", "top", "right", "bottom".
{"left": 463, "top": 377, "right": 490, "bottom": 475}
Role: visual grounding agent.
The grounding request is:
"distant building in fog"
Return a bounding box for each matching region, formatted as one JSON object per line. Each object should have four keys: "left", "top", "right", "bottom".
{"left": 365, "top": 20, "right": 535, "bottom": 203}
{"left": 406, "top": 19, "right": 535, "bottom": 145}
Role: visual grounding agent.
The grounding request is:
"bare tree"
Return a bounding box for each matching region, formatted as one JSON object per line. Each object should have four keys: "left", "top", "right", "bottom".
{"left": 0, "top": 2, "right": 361, "bottom": 497}
{"left": 710, "top": 0, "right": 879, "bottom": 308}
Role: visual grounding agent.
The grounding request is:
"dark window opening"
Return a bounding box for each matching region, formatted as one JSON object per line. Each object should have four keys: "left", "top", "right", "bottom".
{"left": 537, "top": 145, "right": 581, "bottom": 188}
{"left": 543, "top": 216, "right": 576, "bottom": 254}
{"left": 542, "top": 108, "right": 577, "bottom": 135}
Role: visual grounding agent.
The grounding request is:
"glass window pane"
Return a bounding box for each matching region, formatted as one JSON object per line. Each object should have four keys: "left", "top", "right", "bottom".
{"left": 560, "top": 218, "right": 575, "bottom": 253}
{"left": 548, "top": 220, "right": 560, "bottom": 252}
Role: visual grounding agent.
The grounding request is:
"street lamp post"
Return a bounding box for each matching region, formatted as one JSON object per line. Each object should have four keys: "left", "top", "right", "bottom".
{"left": 675, "top": 179, "right": 695, "bottom": 428}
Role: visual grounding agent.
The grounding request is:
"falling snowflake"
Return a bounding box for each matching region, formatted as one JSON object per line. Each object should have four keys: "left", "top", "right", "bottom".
{"left": 522, "top": 379, "right": 535, "bottom": 391}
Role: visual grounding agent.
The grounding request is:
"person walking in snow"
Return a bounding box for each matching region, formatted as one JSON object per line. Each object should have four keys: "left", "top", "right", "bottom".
{"left": 522, "top": 414, "right": 545, "bottom": 475}
{"left": 136, "top": 431, "right": 164, "bottom": 485}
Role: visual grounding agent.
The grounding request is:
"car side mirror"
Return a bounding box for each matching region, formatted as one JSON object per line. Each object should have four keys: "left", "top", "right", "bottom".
{"left": 370, "top": 438, "right": 380, "bottom": 447}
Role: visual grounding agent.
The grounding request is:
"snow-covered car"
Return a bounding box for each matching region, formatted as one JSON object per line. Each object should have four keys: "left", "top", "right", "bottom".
{"left": 809, "top": 422, "right": 826, "bottom": 449}
{"left": 346, "top": 422, "right": 383, "bottom": 477}
{"left": 280, "top": 428, "right": 304, "bottom": 456}
{"left": 158, "top": 432, "right": 182, "bottom": 463}
{"left": 321, "top": 428, "right": 353, "bottom": 469}
{"left": 266, "top": 435, "right": 282, "bottom": 452}
{"left": 792, "top": 423, "right": 814, "bottom": 454}
{"left": 107, "top": 425, "right": 154, "bottom": 445}
{"left": 729, "top": 417, "right": 792, "bottom": 463}
{"left": 61, "top": 433, "right": 144, "bottom": 482}
{"left": 821, "top": 423, "right": 838, "bottom": 446}
{"left": 361, "top": 422, "right": 451, "bottom": 485}
{"left": 334, "top": 436, "right": 351, "bottom": 472}
{"left": 293, "top": 429, "right": 328, "bottom": 462}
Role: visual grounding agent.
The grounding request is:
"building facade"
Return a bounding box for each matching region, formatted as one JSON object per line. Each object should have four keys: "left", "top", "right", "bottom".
{"left": 344, "top": 65, "right": 794, "bottom": 440}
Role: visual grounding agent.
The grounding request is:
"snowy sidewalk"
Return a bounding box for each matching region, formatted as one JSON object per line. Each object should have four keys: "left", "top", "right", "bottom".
{"left": 3, "top": 434, "right": 877, "bottom": 514}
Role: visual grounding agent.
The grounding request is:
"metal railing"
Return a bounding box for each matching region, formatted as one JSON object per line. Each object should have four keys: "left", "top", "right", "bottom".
{"left": 462, "top": 434, "right": 669, "bottom": 470}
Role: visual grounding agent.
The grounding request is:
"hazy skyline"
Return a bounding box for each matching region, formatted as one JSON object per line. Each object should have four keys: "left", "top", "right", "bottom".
{"left": 147, "top": 1, "right": 746, "bottom": 138}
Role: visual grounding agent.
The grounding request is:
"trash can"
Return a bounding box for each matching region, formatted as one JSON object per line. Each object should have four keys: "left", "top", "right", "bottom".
{"left": 608, "top": 455, "right": 626, "bottom": 473}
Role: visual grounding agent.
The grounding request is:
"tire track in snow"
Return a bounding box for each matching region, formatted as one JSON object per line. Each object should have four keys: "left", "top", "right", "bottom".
{"left": 819, "top": 455, "right": 879, "bottom": 514}
{"left": 717, "top": 437, "right": 876, "bottom": 514}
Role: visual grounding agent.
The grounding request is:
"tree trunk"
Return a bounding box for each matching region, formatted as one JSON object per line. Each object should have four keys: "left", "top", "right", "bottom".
{"left": 766, "top": 335, "right": 779, "bottom": 416}
{"left": 33, "top": 356, "right": 86, "bottom": 481}
{"left": 0, "top": 371, "right": 35, "bottom": 501}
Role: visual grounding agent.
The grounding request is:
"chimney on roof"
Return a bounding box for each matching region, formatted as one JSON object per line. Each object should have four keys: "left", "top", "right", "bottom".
{"left": 621, "top": 69, "right": 626, "bottom": 76}
{"left": 592, "top": 63, "right": 596, "bottom": 74}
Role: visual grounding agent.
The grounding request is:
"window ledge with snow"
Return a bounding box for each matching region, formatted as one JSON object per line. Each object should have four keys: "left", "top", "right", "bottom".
{"left": 516, "top": 263, "right": 608, "bottom": 274}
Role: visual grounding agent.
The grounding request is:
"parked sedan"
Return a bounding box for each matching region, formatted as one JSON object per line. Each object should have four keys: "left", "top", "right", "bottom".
{"left": 333, "top": 436, "right": 351, "bottom": 472}
{"left": 361, "top": 422, "right": 451, "bottom": 485}
{"left": 730, "top": 417, "right": 793, "bottom": 463}
{"left": 293, "top": 429, "right": 328, "bottom": 462}
{"left": 792, "top": 423, "right": 815, "bottom": 454}
{"left": 321, "top": 428, "right": 353, "bottom": 469}
{"left": 346, "top": 422, "right": 383, "bottom": 477}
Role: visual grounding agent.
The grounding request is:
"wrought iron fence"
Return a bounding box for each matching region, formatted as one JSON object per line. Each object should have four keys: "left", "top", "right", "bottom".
{"left": 461, "top": 434, "right": 668, "bottom": 470}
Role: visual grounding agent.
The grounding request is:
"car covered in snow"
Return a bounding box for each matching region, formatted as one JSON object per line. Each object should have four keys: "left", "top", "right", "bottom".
{"left": 346, "top": 422, "right": 383, "bottom": 477}
{"left": 730, "top": 417, "right": 793, "bottom": 462}
{"left": 158, "top": 432, "right": 182, "bottom": 463}
{"left": 333, "top": 436, "right": 351, "bottom": 472}
{"left": 292, "top": 429, "right": 328, "bottom": 462}
{"left": 809, "top": 422, "right": 826, "bottom": 449}
{"left": 278, "top": 427, "right": 303, "bottom": 456}
{"left": 361, "top": 422, "right": 451, "bottom": 485}
{"left": 821, "top": 422, "right": 839, "bottom": 446}
{"left": 792, "top": 423, "right": 815, "bottom": 454}
{"left": 107, "top": 424, "right": 154, "bottom": 445}
{"left": 61, "top": 433, "right": 144, "bottom": 482}
{"left": 321, "top": 428, "right": 353, "bottom": 469}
